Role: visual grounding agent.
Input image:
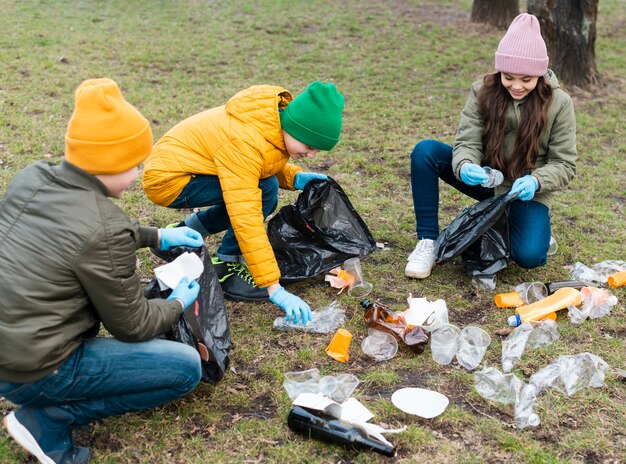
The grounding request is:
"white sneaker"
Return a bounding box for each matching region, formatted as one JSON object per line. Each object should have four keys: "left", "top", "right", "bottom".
{"left": 405, "top": 239, "right": 437, "bottom": 279}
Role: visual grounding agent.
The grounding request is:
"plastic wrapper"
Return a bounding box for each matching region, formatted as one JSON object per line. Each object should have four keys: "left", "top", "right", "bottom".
{"left": 567, "top": 286, "right": 618, "bottom": 324}
{"left": 456, "top": 326, "right": 491, "bottom": 370}
{"left": 267, "top": 178, "right": 377, "bottom": 283}
{"left": 529, "top": 352, "right": 608, "bottom": 396}
{"left": 283, "top": 368, "right": 359, "bottom": 403}
{"left": 146, "top": 245, "right": 230, "bottom": 384}
{"left": 436, "top": 193, "right": 517, "bottom": 288}
{"left": 273, "top": 301, "right": 346, "bottom": 334}
{"left": 361, "top": 329, "right": 398, "bottom": 361}
{"left": 570, "top": 260, "right": 626, "bottom": 285}
{"left": 474, "top": 366, "right": 525, "bottom": 405}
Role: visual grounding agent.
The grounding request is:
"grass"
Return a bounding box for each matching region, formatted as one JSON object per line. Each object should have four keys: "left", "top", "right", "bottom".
{"left": 1, "top": 0, "right": 625, "bottom": 463}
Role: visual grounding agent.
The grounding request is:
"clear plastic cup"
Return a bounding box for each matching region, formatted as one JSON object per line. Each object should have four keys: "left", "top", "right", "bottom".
{"left": 361, "top": 329, "right": 398, "bottom": 361}
{"left": 456, "top": 326, "right": 491, "bottom": 370}
{"left": 547, "top": 236, "right": 558, "bottom": 256}
{"left": 430, "top": 323, "right": 461, "bottom": 365}
{"left": 481, "top": 167, "right": 504, "bottom": 188}
{"left": 343, "top": 257, "right": 373, "bottom": 298}
{"left": 515, "top": 282, "right": 548, "bottom": 305}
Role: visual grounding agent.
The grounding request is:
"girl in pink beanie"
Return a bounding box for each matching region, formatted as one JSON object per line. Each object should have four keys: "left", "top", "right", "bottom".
{"left": 405, "top": 13, "right": 577, "bottom": 282}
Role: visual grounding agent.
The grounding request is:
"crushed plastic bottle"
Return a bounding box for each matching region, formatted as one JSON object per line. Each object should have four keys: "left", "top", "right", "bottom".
{"left": 474, "top": 366, "right": 525, "bottom": 405}
{"left": 501, "top": 320, "right": 559, "bottom": 372}
{"left": 360, "top": 299, "right": 429, "bottom": 354}
{"left": 529, "top": 352, "right": 608, "bottom": 397}
{"left": 480, "top": 167, "right": 504, "bottom": 188}
{"left": 273, "top": 301, "right": 346, "bottom": 334}
{"left": 283, "top": 368, "right": 359, "bottom": 403}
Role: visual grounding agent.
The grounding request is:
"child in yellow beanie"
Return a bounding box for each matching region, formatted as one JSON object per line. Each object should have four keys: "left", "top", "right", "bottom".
{"left": 142, "top": 81, "right": 344, "bottom": 326}
{"left": 0, "top": 78, "right": 205, "bottom": 464}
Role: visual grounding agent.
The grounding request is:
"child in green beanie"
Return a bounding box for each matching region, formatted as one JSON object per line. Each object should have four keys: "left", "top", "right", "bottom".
{"left": 143, "top": 81, "right": 344, "bottom": 325}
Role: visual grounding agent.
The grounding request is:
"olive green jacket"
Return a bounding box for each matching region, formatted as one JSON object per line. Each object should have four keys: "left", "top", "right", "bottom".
{"left": 0, "top": 161, "right": 181, "bottom": 383}
{"left": 451, "top": 70, "right": 578, "bottom": 209}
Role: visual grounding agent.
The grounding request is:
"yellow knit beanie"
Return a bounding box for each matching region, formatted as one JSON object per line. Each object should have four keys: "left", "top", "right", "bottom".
{"left": 65, "top": 78, "right": 153, "bottom": 174}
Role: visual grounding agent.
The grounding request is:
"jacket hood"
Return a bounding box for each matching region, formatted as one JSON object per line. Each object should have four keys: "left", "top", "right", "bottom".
{"left": 225, "top": 85, "right": 292, "bottom": 149}
{"left": 545, "top": 69, "right": 560, "bottom": 90}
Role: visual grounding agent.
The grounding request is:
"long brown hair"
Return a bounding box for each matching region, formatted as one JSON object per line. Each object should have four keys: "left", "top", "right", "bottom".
{"left": 477, "top": 72, "right": 553, "bottom": 180}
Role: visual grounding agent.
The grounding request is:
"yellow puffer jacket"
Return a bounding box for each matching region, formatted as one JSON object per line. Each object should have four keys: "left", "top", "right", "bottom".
{"left": 142, "top": 85, "right": 302, "bottom": 288}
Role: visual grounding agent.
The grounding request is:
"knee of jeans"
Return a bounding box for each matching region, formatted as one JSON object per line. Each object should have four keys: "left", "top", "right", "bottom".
{"left": 512, "top": 249, "right": 547, "bottom": 269}
{"left": 410, "top": 140, "right": 438, "bottom": 165}
{"left": 172, "top": 344, "right": 203, "bottom": 394}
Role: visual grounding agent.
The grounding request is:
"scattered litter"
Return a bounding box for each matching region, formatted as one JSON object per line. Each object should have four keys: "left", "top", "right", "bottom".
{"left": 456, "top": 326, "right": 491, "bottom": 370}
{"left": 361, "top": 299, "right": 429, "bottom": 354}
{"left": 507, "top": 287, "right": 581, "bottom": 327}
{"left": 501, "top": 320, "right": 559, "bottom": 372}
{"left": 405, "top": 294, "right": 449, "bottom": 329}
{"left": 325, "top": 328, "right": 353, "bottom": 363}
{"left": 361, "top": 329, "right": 398, "bottom": 361}
{"left": 273, "top": 301, "right": 345, "bottom": 333}
{"left": 570, "top": 260, "right": 626, "bottom": 286}
{"left": 430, "top": 323, "right": 461, "bottom": 365}
{"left": 283, "top": 368, "right": 359, "bottom": 403}
{"left": 391, "top": 388, "right": 449, "bottom": 418}
{"left": 567, "top": 286, "right": 618, "bottom": 324}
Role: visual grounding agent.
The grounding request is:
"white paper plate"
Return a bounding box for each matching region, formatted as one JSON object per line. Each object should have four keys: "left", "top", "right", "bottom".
{"left": 391, "top": 387, "right": 449, "bottom": 418}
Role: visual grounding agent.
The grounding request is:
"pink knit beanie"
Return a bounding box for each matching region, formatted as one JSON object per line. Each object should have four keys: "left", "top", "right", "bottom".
{"left": 495, "top": 13, "right": 548, "bottom": 77}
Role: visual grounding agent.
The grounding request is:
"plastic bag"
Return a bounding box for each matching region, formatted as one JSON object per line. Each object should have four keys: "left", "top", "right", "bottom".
{"left": 146, "top": 245, "right": 231, "bottom": 384}
{"left": 267, "top": 178, "right": 377, "bottom": 283}
{"left": 436, "top": 193, "right": 517, "bottom": 287}
{"left": 273, "top": 301, "right": 346, "bottom": 334}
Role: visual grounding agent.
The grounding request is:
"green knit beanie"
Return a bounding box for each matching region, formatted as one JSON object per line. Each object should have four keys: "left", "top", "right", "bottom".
{"left": 280, "top": 81, "right": 344, "bottom": 151}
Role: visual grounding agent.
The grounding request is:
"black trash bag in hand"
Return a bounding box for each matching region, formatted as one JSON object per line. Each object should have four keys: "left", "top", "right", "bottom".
{"left": 267, "top": 177, "right": 377, "bottom": 283}
{"left": 146, "top": 245, "right": 230, "bottom": 384}
{"left": 435, "top": 193, "right": 517, "bottom": 285}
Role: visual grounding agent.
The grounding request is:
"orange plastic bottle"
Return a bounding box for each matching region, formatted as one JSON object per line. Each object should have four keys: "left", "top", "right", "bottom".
{"left": 508, "top": 287, "right": 581, "bottom": 327}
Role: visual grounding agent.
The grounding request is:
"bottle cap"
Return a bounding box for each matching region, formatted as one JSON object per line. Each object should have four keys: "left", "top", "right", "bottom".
{"left": 507, "top": 314, "right": 521, "bottom": 327}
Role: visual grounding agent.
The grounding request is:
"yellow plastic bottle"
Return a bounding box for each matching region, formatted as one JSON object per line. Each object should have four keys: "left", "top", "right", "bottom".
{"left": 508, "top": 287, "right": 582, "bottom": 327}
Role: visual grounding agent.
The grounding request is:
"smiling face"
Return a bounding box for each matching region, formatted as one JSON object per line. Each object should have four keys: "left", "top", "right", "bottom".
{"left": 282, "top": 130, "right": 320, "bottom": 160}
{"left": 500, "top": 73, "right": 540, "bottom": 100}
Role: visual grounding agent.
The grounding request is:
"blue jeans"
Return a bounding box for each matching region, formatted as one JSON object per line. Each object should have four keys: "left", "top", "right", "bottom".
{"left": 169, "top": 174, "right": 279, "bottom": 261}
{"left": 410, "top": 140, "right": 550, "bottom": 268}
{"left": 0, "top": 338, "right": 201, "bottom": 427}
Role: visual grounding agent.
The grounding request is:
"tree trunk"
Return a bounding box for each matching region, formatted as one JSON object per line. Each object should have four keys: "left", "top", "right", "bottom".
{"left": 527, "top": 0, "right": 599, "bottom": 87}
{"left": 471, "top": 0, "right": 519, "bottom": 29}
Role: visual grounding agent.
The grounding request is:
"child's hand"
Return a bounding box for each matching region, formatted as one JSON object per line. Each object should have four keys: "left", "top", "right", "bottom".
{"left": 294, "top": 172, "right": 327, "bottom": 190}
{"left": 460, "top": 163, "right": 489, "bottom": 186}
{"left": 509, "top": 175, "right": 539, "bottom": 201}
{"left": 269, "top": 287, "right": 312, "bottom": 325}
{"left": 167, "top": 277, "right": 200, "bottom": 311}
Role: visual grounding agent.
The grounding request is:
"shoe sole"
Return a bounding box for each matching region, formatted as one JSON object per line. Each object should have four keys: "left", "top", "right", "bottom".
{"left": 223, "top": 291, "right": 269, "bottom": 302}
{"left": 405, "top": 269, "right": 432, "bottom": 279}
{"left": 3, "top": 412, "right": 55, "bottom": 464}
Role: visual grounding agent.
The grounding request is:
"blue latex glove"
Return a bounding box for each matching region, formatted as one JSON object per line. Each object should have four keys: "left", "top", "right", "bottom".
{"left": 167, "top": 277, "right": 200, "bottom": 311}
{"left": 294, "top": 172, "right": 328, "bottom": 190}
{"left": 509, "top": 175, "right": 539, "bottom": 201}
{"left": 460, "top": 163, "right": 489, "bottom": 186}
{"left": 269, "top": 287, "right": 312, "bottom": 325}
{"left": 160, "top": 226, "right": 203, "bottom": 251}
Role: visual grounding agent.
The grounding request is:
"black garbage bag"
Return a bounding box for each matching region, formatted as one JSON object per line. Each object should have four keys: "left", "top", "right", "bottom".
{"left": 435, "top": 193, "right": 517, "bottom": 284}
{"left": 146, "top": 245, "right": 230, "bottom": 384}
{"left": 267, "top": 177, "right": 377, "bottom": 283}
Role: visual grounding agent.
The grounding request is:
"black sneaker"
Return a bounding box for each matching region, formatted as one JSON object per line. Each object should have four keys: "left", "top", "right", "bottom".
{"left": 211, "top": 257, "right": 269, "bottom": 302}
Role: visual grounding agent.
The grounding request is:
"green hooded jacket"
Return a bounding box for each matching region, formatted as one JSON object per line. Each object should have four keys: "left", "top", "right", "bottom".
{"left": 451, "top": 70, "right": 578, "bottom": 209}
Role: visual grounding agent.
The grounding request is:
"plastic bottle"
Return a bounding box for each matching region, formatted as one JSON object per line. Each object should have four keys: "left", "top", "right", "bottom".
{"left": 508, "top": 287, "right": 581, "bottom": 327}
{"left": 288, "top": 406, "right": 396, "bottom": 457}
{"left": 608, "top": 270, "right": 626, "bottom": 288}
{"left": 480, "top": 167, "right": 504, "bottom": 188}
{"left": 360, "top": 300, "right": 429, "bottom": 354}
